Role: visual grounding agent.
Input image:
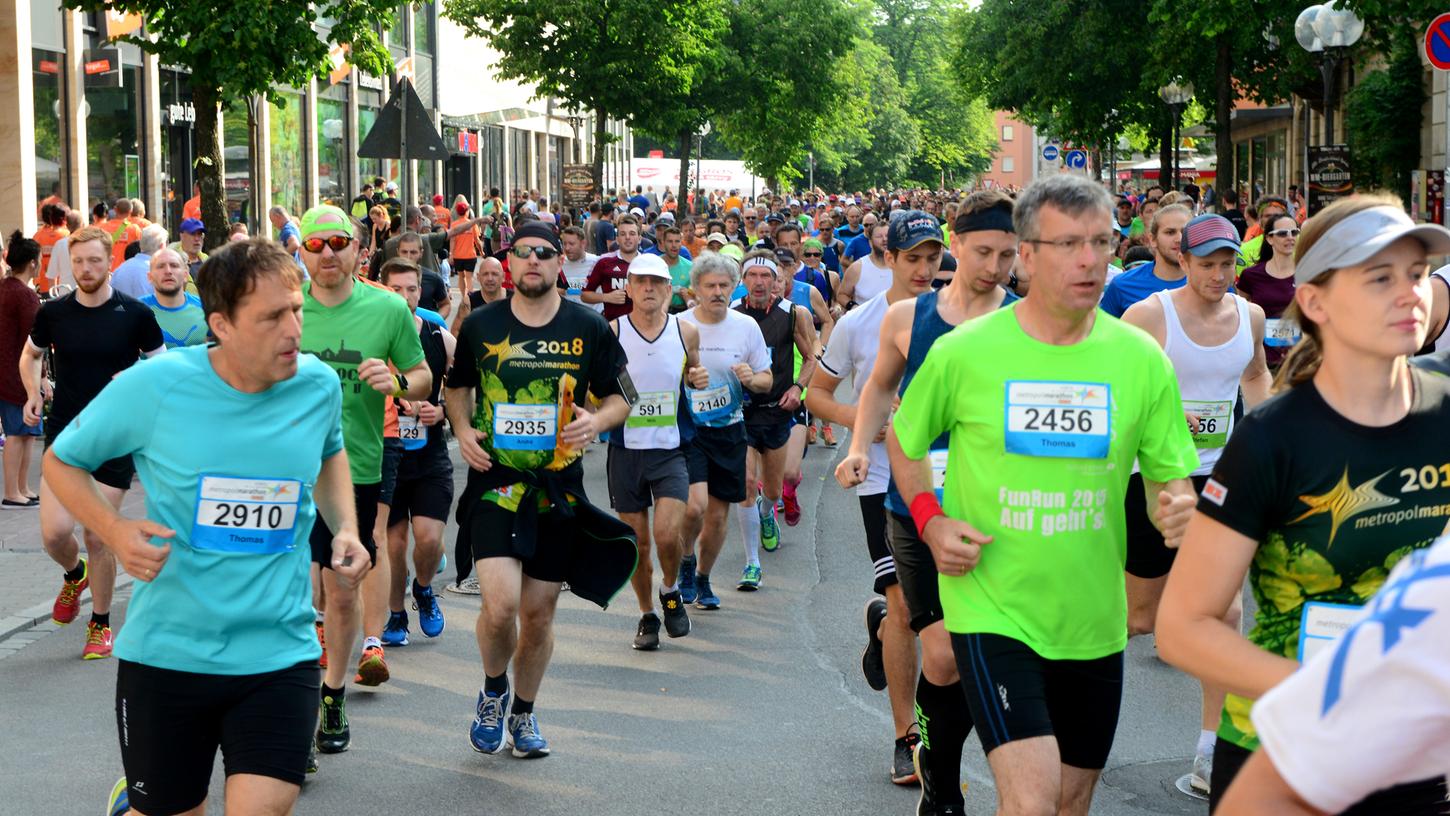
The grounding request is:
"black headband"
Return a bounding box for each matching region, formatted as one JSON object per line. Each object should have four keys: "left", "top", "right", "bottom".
{"left": 953, "top": 206, "right": 1014, "bottom": 235}
{"left": 512, "top": 222, "right": 561, "bottom": 251}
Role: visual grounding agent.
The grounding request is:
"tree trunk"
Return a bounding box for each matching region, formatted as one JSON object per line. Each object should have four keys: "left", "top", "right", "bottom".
{"left": 677, "top": 128, "right": 693, "bottom": 213}
{"left": 592, "top": 107, "right": 607, "bottom": 203}
{"left": 1158, "top": 111, "right": 1173, "bottom": 192}
{"left": 193, "top": 82, "right": 228, "bottom": 253}
{"left": 1215, "top": 36, "right": 1235, "bottom": 205}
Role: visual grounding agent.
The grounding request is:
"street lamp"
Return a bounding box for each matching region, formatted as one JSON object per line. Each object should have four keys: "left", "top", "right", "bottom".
{"left": 1296, "top": 2, "right": 1364, "bottom": 145}
{"left": 1159, "top": 80, "right": 1194, "bottom": 190}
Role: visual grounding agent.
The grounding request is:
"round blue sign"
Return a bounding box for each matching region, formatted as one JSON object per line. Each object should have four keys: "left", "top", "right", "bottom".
{"left": 1065, "top": 149, "right": 1087, "bottom": 169}
{"left": 1042, "top": 144, "right": 1060, "bottom": 162}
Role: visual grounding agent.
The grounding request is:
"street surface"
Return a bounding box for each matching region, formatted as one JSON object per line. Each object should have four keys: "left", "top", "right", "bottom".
{"left": 0, "top": 433, "right": 1211, "bottom": 815}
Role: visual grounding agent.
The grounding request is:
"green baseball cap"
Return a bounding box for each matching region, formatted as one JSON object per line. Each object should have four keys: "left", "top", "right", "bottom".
{"left": 299, "top": 204, "right": 353, "bottom": 240}
{"left": 720, "top": 244, "right": 745, "bottom": 262}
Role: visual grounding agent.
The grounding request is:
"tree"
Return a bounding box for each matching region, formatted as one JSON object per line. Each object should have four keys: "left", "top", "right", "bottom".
{"left": 75, "top": 0, "right": 398, "bottom": 249}
{"left": 444, "top": 0, "right": 724, "bottom": 196}
{"left": 1345, "top": 38, "right": 1424, "bottom": 200}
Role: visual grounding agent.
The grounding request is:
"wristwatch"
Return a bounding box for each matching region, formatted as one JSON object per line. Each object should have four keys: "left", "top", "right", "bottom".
{"left": 392, "top": 372, "right": 410, "bottom": 398}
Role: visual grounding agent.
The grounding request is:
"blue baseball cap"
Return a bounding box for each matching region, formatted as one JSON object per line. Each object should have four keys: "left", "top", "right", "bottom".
{"left": 1180, "top": 214, "right": 1241, "bottom": 257}
{"left": 179, "top": 218, "right": 206, "bottom": 234}
{"left": 888, "top": 210, "right": 945, "bottom": 252}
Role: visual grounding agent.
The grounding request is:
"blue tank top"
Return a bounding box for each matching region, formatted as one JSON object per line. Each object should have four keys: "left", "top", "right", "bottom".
{"left": 795, "top": 267, "right": 832, "bottom": 307}
{"left": 788, "top": 278, "right": 814, "bottom": 311}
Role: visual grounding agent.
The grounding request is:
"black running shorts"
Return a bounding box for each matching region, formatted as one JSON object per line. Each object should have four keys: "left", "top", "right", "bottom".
{"left": 607, "top": 445, "right": 689, "bottom": 513}
{"left": 115, "top": 659, "right": 319, "bottom": 815}
{"left": 744, "top": 420, "right": 791, "bottom": 452}
{"left": 309, "top": 482, "right": 381, "bottom": 568}
{"left": 686, "top": 424, "right": 747, "bottom": 502}
{"left": 467, "top": 499, "right": 571, "bottom": 584}
{"left": 387, "top": 450, "right": 455, "bottom": 526}
{"left": 889, "top": 512, "right": 944, "bottom": 632}
{"left": 378, "top": 437, "right": 405, "bottom": 507}
{"left": 1124, "top": 472, "right": 1209, "bottom": 579}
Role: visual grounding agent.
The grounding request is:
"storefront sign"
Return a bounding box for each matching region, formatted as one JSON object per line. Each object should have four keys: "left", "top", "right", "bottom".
{"left": 457, "top": 131, "right": 478, "bottom": 155}
{"left": 630, "top": 157, "right": 760, "bottom": 192}
{"left": 1308, "top": 145, "right": 1353, "bottom": 215}
{"left": 328, "top": 43, "right": 351, "bottom": 86}
{"left": 358, "top": 73, "right": 383, "bottom": 91}
{"left": 166, "top": 102, "right": 196, "bottom": 126}
{"left": 105, "top": 10, "right": 143, "bottom": 40}
{"left": 83, "top": 48, "right": 123, "bottom": 88}
{"left": 563, "top": 164, "right": 595, "bottom": 208}
{"left": 37, "top": 60, "right": 59, "bottom": 75}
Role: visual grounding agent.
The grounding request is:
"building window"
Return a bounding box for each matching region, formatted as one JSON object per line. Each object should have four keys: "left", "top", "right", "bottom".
{"left": 1002, "top": 157, "right": 1015, "bottom": 173}
{"left": 1002, "top": 125, "right": 1014, "bottom": 141}
{"left": 413, "top": 2, "right": 434, "bottom": 54}
{"left": 222, "top": 112, "right": 253, "bottom": 225}
{"left": 317, "top": 96, "right": 349, "bottom": 206}
{"left": 85, "top": 61, "right": 143, "bottom": 213}
{"left": 33, "top": 50, "right": 66, "bottom": 209}
{"left": 269, "top": 90, "right": 305, "bottom": 219}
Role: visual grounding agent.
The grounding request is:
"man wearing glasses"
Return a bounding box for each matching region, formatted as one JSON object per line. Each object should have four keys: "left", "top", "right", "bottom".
{"left": 297, "top": 205, "right": 432, "bottom": 757}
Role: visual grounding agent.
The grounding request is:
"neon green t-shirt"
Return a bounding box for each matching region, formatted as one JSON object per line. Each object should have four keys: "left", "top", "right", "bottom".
{"left": 301, "top": 280, "right": 425, "bottom": 485}
{"left": 893, "top": 306, "right": 1198, "bottom": 659}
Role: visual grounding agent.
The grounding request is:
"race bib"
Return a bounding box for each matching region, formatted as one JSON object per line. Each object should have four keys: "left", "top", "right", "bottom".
{"left": 687, "top": 382, "right": 736, "bottom": 424}
{"left": 627, "top": 390, "right": 677, "bottom": 428}
{"left": 398, "top": 413, "right": 427, "bottom": 451}
{"left": 1264, "top": 317, "right": 1301, "bottom": 348}
{"left": 1297, "top": 601, "right": 1362, "bottom": 663}
{"left": 493, "top": 403, "right": 556, "bottom": 451}
{"left": 1003, "top": 381, "right": 1111, "bottom": 459}
{"left": 192, "top": 476, "right": 302, "bottom": 554}
{"left": 565, "top": 287, "right": 584, "bottom": 304}
{"left": 1183, "top": 399, "right": 1232, "bottom": 449}
{"left": 929, "top": 448, "right": 949, "bottom": 501}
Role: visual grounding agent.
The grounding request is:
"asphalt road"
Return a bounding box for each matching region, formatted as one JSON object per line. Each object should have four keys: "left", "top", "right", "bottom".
{"left": 0, "top": 435, "right": 1210, "bottom": 815}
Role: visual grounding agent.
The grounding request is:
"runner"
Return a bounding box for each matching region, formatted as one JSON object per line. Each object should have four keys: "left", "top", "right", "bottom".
{"left": 1235, "top": 213, "right": 1301, "bottom": 369}
{"left": 1099, "top": 203, "right": 1191, "bottom": 317}
{"left": 808, "top": 209, "right": 942, "bottom": 786}
{"left": 1119, "top": 213, "right": 1272, "bottom": 796}
{"left": 676, "top": 252, "right": 773, "bottom": 608}
{"left": 1156, "top": 194, "right": 1450, "bottom": 814}
{"left": 49, "top": 238, "right": 368, "bottom": 816}
{"left": 582, "top": 214, "right": 643, "bottom": 320}
{"left": 890, "top": 175, "right": 1199, "bottom": 816}
{"left": 733, "top": 250, "right": 818, "bottom": 584}
{"left": 446, "top": 220, "right": 637, "bottom": 760}
{"left": 378, "top": 258, "right": 455, "bottom": 648}
{"left": 606, "top": 254, "right": 709, "bottom": 649}
{"left": 837, "top": 219, "right": 892, "bottom": 310}
{"left": 20, "top": 226, "right": 164, "bottom": 659}
{"left": 297, "top": 205, "right": 431, "bottom": 754}
{"left": 141, "top": 249, "right": 209, "bottom": 349}
{"left": 836, "top": 189, "right": 1019, "bottom": 813}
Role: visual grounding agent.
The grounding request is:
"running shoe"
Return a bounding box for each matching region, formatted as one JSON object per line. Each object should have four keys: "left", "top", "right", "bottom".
{"left": 82, "top": 622, "right": 113, "bottom": 660}
{"left": 354, "top": 645, "right": 390, "bottom": 686}
{"left": 893, "top": 730, "right": 921, "bottom": 785}
{"left": 913, "top": 740, "right": 964, "bottom": 815}
{"left": 305, "top": 738, "right": 319, "bottom": 774}
{"left": 437, "top": 553, "right": 448, "bottom": 575}
{"left": 447, "top": 575, "right": 481, "bottom": 595}
{"left": 694, "top": 574, "right": 720, "bottom": 610}
{"left": 822, "top": 425, "right": 839, "bottom": 447}
{"left": 678, "top": 555, "right": 698, "bottom": 604}
{"left": 757, "top": 495, "right": 780, "bottom": 553}
{"left": 737, "top": 563, "right": 762, "bottom": 591}
{"left": 861, "top": 597, "right": 888, "bottom": 691}
{"left": 106, "top": 776, "right": 129, "bottom": 816}
{"left": 470, "top": 688, "right": 510, "bottom": 754}
{"left": 782, "top": 484, "right": 801, "bottom": 526}
{"left": 632, "top": 613, "right": 661, "bottom": 651}
{"left": 413, "top": 583, "right": 445, "bottom": 638}
{"left": 315, "top": 619, "right": 327, "bottom": 669}
{"left": 52, "top": 559, "right": 88, "bottom": 625}
{"left": 660, "top": 590, "right": 690, "bottom": 637}
{"left": 382, "top": 610, "right": 410, "bottom": 647}
{"left": 807, "top": 424, "right": 818, "bottom": 445}
{"left": 316, "top": 692, "right": 350, "bottom": 753}
{"left": 1190, "top": 751, "right": 1212, "bottom": 795}
{"left": 507, "top": 712, "right": 551, "bottom": 758}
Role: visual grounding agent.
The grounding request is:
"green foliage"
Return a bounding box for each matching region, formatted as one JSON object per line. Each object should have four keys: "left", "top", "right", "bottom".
{"left": 1345, "top": 38, "right": 1424, "bottom": 201}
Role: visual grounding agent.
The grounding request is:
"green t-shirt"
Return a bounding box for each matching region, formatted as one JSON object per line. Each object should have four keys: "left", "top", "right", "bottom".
{"left": 301, "top": 280, "right": 424, "bottom": 484}
{"left": 667, "top": 255, "right": 693, "bottom": 310}
{"left": 893, "top": 306, "right": 1198, "bottom": 659}
{"left": 141, "top": 293, "right": 208, "bottom": 348}
{"left": 1128, "top": 216, "right": 1146, "bottom": 238}
{"left": 1237, "top": 233, "right": 1265, "bottom": 274}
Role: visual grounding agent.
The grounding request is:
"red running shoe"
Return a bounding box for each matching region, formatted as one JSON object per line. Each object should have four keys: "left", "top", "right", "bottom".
{"left": 52, "top": 559, "right": 89, "bottom": 625}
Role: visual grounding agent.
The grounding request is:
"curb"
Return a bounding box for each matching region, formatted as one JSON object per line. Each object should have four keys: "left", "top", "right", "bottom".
{"left": 0, "top": 575, "right": 134, "bottom": 643}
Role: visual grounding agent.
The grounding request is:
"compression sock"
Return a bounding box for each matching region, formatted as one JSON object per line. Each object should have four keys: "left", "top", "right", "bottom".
{"left": 915, "top": 673, "right": 972, "bottom": 806}
{"left": 736, "top": 504, "right": 761, "bottom": 566}
{"left": 322, "top": 683, "right": 345, "bottom": 700}
{"left": 63, "top": 561, "right": 85, "bottom": 582}
{"left": 90, "top": 612, "right": 110, "bottom": 628}
{"left": 484, "top": 672, "right": 509, "bottom": 696}
{"left": 511, "top": 697, "right": 534, "bottom": 716}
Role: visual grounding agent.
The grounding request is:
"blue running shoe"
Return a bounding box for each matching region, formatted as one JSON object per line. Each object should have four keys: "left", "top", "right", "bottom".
{"left": 382, "top": 610, "right": 409, "bottom": 647}
{"left": 107, "top": 776, "right": 129, "bottom": 816}
{"left": 737, "top": 564, "right": 762, "bottom": 591}
{"left": 413, "top": 582, "right": 445, "bottom": 638}
{"left": 470, "top": 688, "right": 510, "bottom": 754}
{"left": 507, "top": 712, "right": 551, "bottom": 758}
{"left": 694, "top": 574, "right": 720, "bottom": 610}
{"left": 437, "top": 553, "right": 447, "bottom": 575}
{"left": 757, "top": 495, "right": 780, "bottom": 552}
{"left": 678, "top": 555, "right": 698, "bottom": 604}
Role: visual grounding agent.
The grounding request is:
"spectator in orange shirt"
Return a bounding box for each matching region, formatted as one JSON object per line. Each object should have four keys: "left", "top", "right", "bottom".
{"left": 449, "top": 197, "right": 480, "bottom": 280}
{"left": 182, "top": 182, "right": 202, "bottom": 221}
{"left": 431, "top": 194, "right": 451, "bottom": 228}
{"left": 129, "top": 198, "right": 152, "bottom": 229}
{"left": 101, "top": 199, "right": 143, "bottom": 270}
{"left": 37, "top": 182, "right": 65, "bottom": 217}
{"left": 32, "top": 204, "right": 69, "bottom": 293}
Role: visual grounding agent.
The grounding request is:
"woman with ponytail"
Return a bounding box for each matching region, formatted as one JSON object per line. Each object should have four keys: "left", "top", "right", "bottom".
{"left": 1156, "top": 193, "right": 1450, "bottom": 813}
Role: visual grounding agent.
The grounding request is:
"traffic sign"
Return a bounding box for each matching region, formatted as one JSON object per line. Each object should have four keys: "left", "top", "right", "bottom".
{"left": 1065, "top": 149, "right": 1087, "bottom": 169}
{"left": 1041, "top": 144, "right": 1060, "bottom": 162}
{"left": 1427, "top": 13, "right": 1450, "bottom": 70}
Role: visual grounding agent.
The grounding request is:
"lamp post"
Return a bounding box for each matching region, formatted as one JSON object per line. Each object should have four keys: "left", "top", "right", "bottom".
{"left": 1158, "top": 80, "right": 1194, "bottom": 191}
{"left": 1295, "top": 2, "right": 1364, "bottom": 145}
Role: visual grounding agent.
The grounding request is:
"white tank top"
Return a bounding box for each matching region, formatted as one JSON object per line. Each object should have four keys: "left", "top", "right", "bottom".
{"left": 1431, "top": 266, "right": 1450, "bottom": 353}
{"left": 616, "top": 313, "right": 686, "bottom": 450}
{"left": 854, "top": 255, "right": 892, "bottom": 304}
{"left": 1157, "top": 290, "right": 1254, "bottom": 475}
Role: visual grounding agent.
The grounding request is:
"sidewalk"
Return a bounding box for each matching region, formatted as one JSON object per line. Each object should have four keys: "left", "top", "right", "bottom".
{"left": 0, "top": 447, "right": 143, "bottom": 642}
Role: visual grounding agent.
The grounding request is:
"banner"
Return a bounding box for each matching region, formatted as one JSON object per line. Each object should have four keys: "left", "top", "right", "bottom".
{"left": 629, "top": 158, "right": 760, "bottom": 193}
{"left": 562, "top": 164, "right": 595, "bottom": 209}
{"left": 1308, "top": 145, "right": 1353, "bottom": 215}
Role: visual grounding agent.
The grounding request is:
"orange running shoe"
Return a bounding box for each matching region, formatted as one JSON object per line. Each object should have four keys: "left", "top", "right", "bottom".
{"left": 355, "top": 644, "right": 390, "bottom": 686}
{"left": 316, "top": 620, "right": 328, "bottom": 669}
{"left": 822, "top": 425, "right": 838, "bottom": 447}
{"left": 52, "top": 559, "right": 89, "bottom": 625}
{"left": 82, "top": 621, "right": 113, "bottom": 659}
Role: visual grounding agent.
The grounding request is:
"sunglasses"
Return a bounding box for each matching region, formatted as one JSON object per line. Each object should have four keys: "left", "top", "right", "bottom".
{"left": 803, "top": 251, "right": 823, "bottom": 258}
{"left": 1268, "top": 228, "right": 1301, "bottom": 238}
{"left": 302, "top": 235, "right": 352, "bottom": 253}
{"left": 510, "top": 244, "right": 560, "bottom": 260}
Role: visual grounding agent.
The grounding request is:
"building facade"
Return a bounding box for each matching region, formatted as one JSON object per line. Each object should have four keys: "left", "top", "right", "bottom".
{"left": 977, "top": 111, "right": 1035, "bottom": 190}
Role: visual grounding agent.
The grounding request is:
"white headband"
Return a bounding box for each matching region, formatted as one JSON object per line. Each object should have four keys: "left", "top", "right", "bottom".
{"left": 743, "top": 257, "right": 779, "bottom": 277}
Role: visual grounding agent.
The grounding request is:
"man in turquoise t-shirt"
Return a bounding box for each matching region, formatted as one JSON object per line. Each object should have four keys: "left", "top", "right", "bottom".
{"left": 890, "top": 175, "right": 1199, "bottom": 816}
{"left": 44, "top": 239, "right": 368, "bottom": 816}
{"left": 141, "top": 248, "right": 208, "bottom": 348}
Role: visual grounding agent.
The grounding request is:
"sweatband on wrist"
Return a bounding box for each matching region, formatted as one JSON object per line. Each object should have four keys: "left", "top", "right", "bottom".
{"left": 910, "top": 492, "right": 945, "bottom": 538}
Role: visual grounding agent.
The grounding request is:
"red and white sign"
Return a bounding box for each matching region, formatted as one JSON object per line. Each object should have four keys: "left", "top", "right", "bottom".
{"left": 457, "top": 131, "right": 478, "bottom": 154}
{"left": 1426, "top": 13, "right": 1450, "bottom": 71}
{"left": 630, "top": 158, "right": 759, "bottom": 192}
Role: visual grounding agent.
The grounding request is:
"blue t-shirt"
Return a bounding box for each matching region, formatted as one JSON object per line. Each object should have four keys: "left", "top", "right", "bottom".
{"left": 416, "top": 307, "right": 447, "bottom": 329}
{"left": 141, "top": 293, "right": 209, "bottom": 348}
{"left": 835, "top": 225, "right": 864, "bottom": 243}
{"left": 49, "top": 346, "right": 344, "bottom": 675}
{"left": 845, "top": 233, "right": 871, "bottom": 263}
{"left": 1098, "top": 262, "right": 1185, "bottom": 318}
{"left": 595, "top": 221, "right": 618, "bottom": 255}
{"left": 629, "top": 194, "right": 650, "bottom": 213}
{"left": 645, "top": 245, "right": 694, "bottom": 261}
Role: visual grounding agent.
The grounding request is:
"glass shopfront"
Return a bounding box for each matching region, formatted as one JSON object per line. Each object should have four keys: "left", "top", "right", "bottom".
{"left": 317, "top": 95, "right": 349, "bottom": 205}
{"left": 269, "top": 90, "right": 306, "bottom": 217}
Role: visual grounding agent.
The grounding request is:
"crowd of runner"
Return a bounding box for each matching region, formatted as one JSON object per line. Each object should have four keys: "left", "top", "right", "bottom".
{"left": 2, "top": 173, "right": 1450, "bottom": 816}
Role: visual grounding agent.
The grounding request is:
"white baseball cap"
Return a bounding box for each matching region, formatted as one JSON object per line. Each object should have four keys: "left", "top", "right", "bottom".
{"left": 628, "top": 253, "right": 672, "bottom": 280}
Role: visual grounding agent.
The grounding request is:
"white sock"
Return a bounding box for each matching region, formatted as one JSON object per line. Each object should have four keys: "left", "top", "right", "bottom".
{"left": 660, "top": 581, "right": 679, "bottom": 594}
{"left": 1197, "top": 729, "right": 1216, "bottom": 756}
{"left": 363, "top": 636, "right": 382, "bottom": 651}
{"left": 736, "top": 504, "right": 761, "bottom": 566}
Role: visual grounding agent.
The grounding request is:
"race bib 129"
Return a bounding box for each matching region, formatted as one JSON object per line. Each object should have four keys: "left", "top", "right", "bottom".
{"left": 398, "top": 413, "right": 427, "bottom": 451}
{"left": 493, "top": 403, "right": 556, "bottom": 451}
{"left": 1003, "top": 381, "right": 1111, "bottom": 459}
{"left": 192, "top": 475, "right": 302, "bottom": 554}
